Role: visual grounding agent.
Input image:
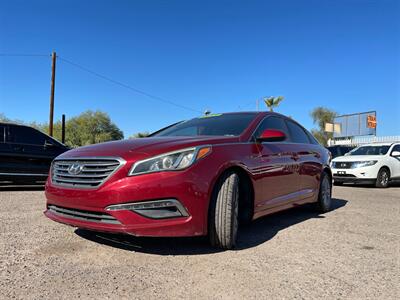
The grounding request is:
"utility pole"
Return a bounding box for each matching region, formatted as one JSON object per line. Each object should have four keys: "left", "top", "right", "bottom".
{"left": 49, "top": 51, "right": 56, "bottom": 136}
{"left": 256, "top": 98, "right": 259, "bottom": 111}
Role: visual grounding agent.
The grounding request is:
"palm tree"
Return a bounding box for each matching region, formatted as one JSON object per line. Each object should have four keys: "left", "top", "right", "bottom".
{"left": 263, "top": 96, "right": 284, "bottom": 112}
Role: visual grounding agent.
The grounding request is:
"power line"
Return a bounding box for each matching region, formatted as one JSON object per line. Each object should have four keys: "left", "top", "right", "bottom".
{"left": 0, "top": 53, "right": 49, "bottom": 57}
{"left": 0, "top": 52, "right": 202, "bottom": 113}
{"left": 57, "top": 56, "right": 202, "bottom": 114}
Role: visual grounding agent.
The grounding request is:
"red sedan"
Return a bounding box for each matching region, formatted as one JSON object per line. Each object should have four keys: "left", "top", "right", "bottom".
{"left": 45, "top": 112, "right": 332, "bottom": 249}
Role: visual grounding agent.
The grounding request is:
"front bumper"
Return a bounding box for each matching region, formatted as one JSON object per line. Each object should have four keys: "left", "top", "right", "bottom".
{"left": 332, "top": 176, "right": 376, "bottom": 185}
{"left": 45, "top": 166, "right": 213, "bottom": 237}
{"left": 44, "top": 204, "right": 194, "bottom": 237}
{"left": 332, "top": 166, "right": 377, "bottom": 184}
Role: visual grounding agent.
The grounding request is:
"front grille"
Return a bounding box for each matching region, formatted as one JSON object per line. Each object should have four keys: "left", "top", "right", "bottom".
{"left": 48, "top": 205, "right": 120, "bottom": 224}
{"left": 52, "top": 157, "right": 125, "bottom": 189}
{"left": 332, "top": 161, "right": 353, "bottom": 169}
{"left": 333, "top": 173, "right": 356, "bottom": 178}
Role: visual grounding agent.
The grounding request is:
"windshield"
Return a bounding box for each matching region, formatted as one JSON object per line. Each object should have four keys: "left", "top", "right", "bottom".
{"left": 349, "top": 145, "right": 390, "bottom": 156}
{"left": 328, "top": 146, "right": 354, "bottom": 158}
{"left": 152, "top": 113, "right": 257, "bottom": 137}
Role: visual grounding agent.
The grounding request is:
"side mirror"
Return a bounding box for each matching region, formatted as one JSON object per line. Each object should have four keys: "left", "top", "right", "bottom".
{"left": 256, "top": 129, "right": 286, "bottom": 143}
{"left": 391, "top": 151, "right": 400, "bottom": 157}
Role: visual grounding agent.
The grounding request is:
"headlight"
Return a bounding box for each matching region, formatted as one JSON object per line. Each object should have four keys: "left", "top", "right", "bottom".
{"left": 128, "top": 146, "right": 211, "bottom": 176}
{"left": 331, "top": 161, "right": 341, "bottom": 168}
{"left": 352, "top": 161, "right": 377, "bottom": 168}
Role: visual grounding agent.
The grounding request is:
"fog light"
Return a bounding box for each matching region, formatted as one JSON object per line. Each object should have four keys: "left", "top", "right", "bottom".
{"left": 105, "top": 199, "right": 189, "bottom": 219}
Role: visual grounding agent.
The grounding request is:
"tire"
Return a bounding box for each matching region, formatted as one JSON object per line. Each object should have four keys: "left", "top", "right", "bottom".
{"left": 375, "top": 168, "right": 390, "bottom": 188}
{"left": 315, "top": 172, "right": 332, "bottom": 213}
{"left": 333, "top": 181, "right": 343, "bottom": 186}
{"left": 209, "top": 172, "right": 239, "bottom": 250}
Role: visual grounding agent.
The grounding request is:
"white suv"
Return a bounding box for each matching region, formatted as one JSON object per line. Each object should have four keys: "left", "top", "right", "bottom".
{"left": 331, "top": 143, "right": 400, "bottom": 188}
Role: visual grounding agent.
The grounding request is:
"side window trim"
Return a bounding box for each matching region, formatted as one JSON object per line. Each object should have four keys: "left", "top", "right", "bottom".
{"left": 5, "top": 125, "right": 10, "bottom": 143}
{"left": 306, "top": 130, "right": 320, "bottom": 145}
{"left": 250, "top": 116, "right": 269, "bottom": 142}
{"left": 278, "top": 117, "right": 291, "bottom": 143}
{"left": 0, "top": 125, "right": 5, "bottom": 143}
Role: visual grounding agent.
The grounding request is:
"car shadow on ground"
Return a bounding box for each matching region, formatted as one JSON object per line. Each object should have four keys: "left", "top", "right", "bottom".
{"left": 0, "top": 184, "right": 45, "bottom": 191}
{"left": 75, "top": 198, "right": 347, "bottom": 255}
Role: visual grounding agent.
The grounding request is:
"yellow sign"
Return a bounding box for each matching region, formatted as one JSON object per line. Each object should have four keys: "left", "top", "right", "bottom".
{"left": 367, "top": 115, "right": 376, "bottom": 129}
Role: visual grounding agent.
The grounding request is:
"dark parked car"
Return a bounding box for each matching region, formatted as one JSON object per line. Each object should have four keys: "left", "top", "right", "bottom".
{"left": 0, "top": 122, "right": 68, "bottom": 184}
{"left": 45, "top": 112, "right": 332, "bottom": 249}
{"left": 327, "top": 145, "right": 355, "bottom": 159}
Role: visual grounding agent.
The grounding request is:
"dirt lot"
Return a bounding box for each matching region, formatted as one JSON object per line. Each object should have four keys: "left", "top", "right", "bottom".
{"left": 0, "top": 185, "right": 399, "bottom": 299}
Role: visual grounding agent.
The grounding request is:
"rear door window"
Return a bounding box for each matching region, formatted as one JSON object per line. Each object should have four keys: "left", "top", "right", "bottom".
{"left": 8, "top": 125, "right": 47, "bottom": 145}
{"left": 286, "top": 120, "right": 310, "bottom": 144}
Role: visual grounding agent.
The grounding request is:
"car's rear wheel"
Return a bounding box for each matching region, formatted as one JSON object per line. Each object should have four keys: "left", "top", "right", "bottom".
{"left": 375, "top": 168, "right": 390, "bottom": 188}
{"left": 315, "top": 172, "right": 332, "bottom": 213}
{"left": 209, "top": 171, "right": 239, "bottom": 250}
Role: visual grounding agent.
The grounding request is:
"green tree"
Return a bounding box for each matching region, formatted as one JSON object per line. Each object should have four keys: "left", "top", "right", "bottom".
{"left": 0, "top": 113, "right": 12, "bottom": 122}
{"left": 263, "top": 96, "right": 284, "bottom": 112}
{"left": 130, "top": 132, "right": 150, "bottom": 138}
{"left": 0, "top": 113, "right": 24, "bottom": 124}
{"left": 310, "top": 107, "right": 337, "bottom": 146}
{"left": 60, "top": 110, "right": 123, "bottom": 147}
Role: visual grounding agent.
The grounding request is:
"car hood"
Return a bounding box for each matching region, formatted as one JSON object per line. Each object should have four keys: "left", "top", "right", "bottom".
{"left": 57, "top": 136, "right": 239, "bottom": 160}
{"left": 332, "top": 155, "right": 384, "bottom": 162}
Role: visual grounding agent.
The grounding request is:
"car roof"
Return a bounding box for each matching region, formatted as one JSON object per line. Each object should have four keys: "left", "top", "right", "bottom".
{"left": 0, "top": 121, "right": 66, "bottom": 146}
{"left": 198, "top": 111, "right": 282, "bottom": 117}
{"left": 205, "top": 111, "right": 306, "bottom": 125}
{"left": 200, "top": 111, "right": 305, "bottom": 126}
{"left": 357, "top": 143, "right": 395, "bottom": 147}
{"left": 327, "top": 145, "right": 354, "bottom": 148}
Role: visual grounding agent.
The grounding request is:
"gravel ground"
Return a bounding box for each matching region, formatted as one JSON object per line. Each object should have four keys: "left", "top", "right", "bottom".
{"left": 0, "top": 185, "right": 399, "bottom": 299}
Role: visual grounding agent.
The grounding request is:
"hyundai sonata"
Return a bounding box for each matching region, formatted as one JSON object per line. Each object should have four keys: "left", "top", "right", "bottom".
{"left": 45, "top": 112, "right": 332, "bottom": 249}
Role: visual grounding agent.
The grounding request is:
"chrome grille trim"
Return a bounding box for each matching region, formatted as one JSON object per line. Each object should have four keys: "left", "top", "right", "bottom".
{"left": 51, "top": 157, "right": 126, "bottom": 189}
{"left": 48, "top": 205, "right": 120, "bottom": 224}
{"left": 332, "top": 161, "right": 353, "bottom": 169}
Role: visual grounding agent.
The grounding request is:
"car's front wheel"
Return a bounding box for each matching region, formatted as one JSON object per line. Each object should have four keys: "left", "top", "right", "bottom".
{"left": 209, "top": 171, "right": 239, "bottom": 250}
{"left": 315, "top": 172, "right": 332, "bottom": 213}
{"left": 375, "top": 168, "right": 390, "bottom": 188}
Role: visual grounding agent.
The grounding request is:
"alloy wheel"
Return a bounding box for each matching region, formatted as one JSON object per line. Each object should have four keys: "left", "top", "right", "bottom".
{"left": 321, "top": 177, "right": 331, "bottom": 207}
{"left": 380, "top": 171, "right": 389, "bottom": 186}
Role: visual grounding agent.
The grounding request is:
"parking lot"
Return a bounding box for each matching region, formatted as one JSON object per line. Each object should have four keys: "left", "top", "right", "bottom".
{"left": 0, "top": 185, "right": 399, "bottom": 299}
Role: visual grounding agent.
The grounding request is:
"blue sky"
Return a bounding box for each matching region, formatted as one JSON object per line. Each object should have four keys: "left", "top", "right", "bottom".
{"left": 1, "top": 0, "right": 399, "bottom": 137}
